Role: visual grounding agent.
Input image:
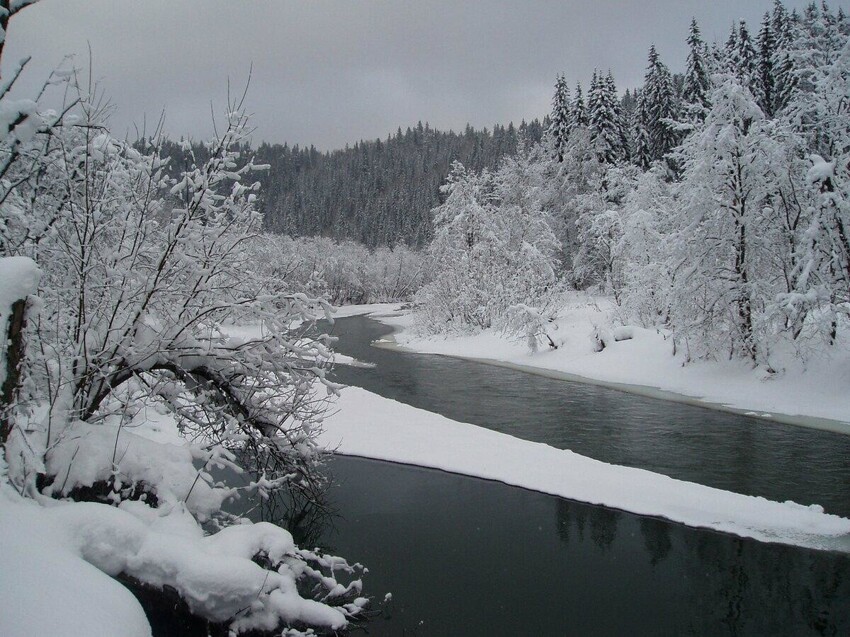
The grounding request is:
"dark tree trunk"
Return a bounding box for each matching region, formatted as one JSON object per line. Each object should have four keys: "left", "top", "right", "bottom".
{"left": 1, "top": 298, "right": 28, "bottom": 444}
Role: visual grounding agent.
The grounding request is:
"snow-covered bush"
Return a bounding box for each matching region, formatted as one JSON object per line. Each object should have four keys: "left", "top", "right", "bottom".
{"left": 0, "top": 43, "right": 368, "bottom": 633}
{"left": 416, "top": 152, "right": 562, "bottom": 337}
{"left": 251, "top": 233, "right": 426, "bottom": 305}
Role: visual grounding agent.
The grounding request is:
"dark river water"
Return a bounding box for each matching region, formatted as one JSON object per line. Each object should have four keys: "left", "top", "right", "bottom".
{"left": 308, "top": 455, "right": 850, "bottom": 636}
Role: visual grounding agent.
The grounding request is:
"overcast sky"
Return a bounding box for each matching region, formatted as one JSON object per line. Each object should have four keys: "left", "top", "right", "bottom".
{"left": 8, "top": 0, "right": 849, "bottom": 150}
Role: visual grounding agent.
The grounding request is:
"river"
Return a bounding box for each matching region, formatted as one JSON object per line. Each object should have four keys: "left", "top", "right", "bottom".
{"left": 312, "top": 455, "right": 850, "bottom": 636}
{"left": 221, "top": 314, "right": 850, "bottom": 636}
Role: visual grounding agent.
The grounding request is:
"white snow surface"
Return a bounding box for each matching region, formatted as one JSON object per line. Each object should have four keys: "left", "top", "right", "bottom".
{"left": 359, "top": 298, "right": 850, "bottom": 432}
{"left": 0, "top": 256, "right": 40, "bottom": 387}
{"left": 321, "top": 386, "right": 850, "bottom": 551}
{"left": 330, "top": 302, "right": 406, "bottom": 319}
{"left": 0, "top": 256, "right": 40, "bottom": 315}
{"left": 43, "top": 421, "right": 233, "bottom": 520}
{"left": 0, "top": 464, "right": 152, "bottom": 637}
{"left": 2, "top": 413, "right": 357, "bottom": 636}
{"left": 0, "top": 457, "right": 348, "bottom": 636}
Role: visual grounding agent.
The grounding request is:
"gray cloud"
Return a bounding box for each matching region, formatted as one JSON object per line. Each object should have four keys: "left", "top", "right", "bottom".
{"left": 7, "top": 0, "right": 847, "bottom": 149}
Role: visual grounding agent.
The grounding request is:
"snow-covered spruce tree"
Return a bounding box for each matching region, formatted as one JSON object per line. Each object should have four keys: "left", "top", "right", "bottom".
{"left": 571, "top": 81, "right": 588, "bottom": 128}
{"left": 757, "top": 12, "right": 777, "bottom": 117}
{"left": 549, "top": 73, "right": 571, "bottom": 162}
{"left": 735, "top": 21, "right": 759, "bottom": 93}
{"left": 772, "top": 0, "right": 798, "bottom": 115}
{"left": 0, "top": 68, "right": 369, "bottom": 631}
{"left": 641, "top": 46, "right": 681, "bottom": 165}
{"left": 631, "top": 90, "right": 653, "bottom": 170}
{"left": 587, "top": 70, "right": 628, "bottom": 165}
{"left": 607, "top": 71, "right": 632, "bottom": 162}
{"left": 683, "top": 19, "right": 712, "bottom": 120}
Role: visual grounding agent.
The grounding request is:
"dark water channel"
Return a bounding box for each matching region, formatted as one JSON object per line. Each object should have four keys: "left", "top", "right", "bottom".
{"left": 311, "top": 455, "right": 850, "bottom": 636}
{"left": 325, "top": 315, "right": 850, "bottom": 518}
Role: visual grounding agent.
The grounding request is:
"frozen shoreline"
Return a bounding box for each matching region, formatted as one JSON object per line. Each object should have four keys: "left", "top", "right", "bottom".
{"left": 320, "top": 386, "right": 850, "bottom": 552}
{"left": 333, "top": 301, "right": 850, "bottom": 436}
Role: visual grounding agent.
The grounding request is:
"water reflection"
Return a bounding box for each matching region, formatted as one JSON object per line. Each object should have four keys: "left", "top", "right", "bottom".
{"left": 213, "top": 455, "right": 339, "bottom": 550}
{"left": 253, "top": 485, "right": 337, "bottom": 549}
{"left": 232, "top": 456, "right": 850, "bottom": 637}
{"left": 639, "top": 516, "right": 672, "bottom": 566}
{"left": 325, "top": 315, "right": 850, "bottom": 517}
{"left": 551, "top": 490, "right": 850, "bottom": 636}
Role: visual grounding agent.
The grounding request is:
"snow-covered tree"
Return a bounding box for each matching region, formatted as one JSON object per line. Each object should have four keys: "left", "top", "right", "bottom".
{"left": 416, "top": 151, "right": 561, "bottom": 340}
{"left": 588, "top": 70, "right": 628, "bottom": 164}
{"left": 735, "top": 21, "right": 759, "bottom": 91}
{"left": 641, "top": 46, "right": 681, "bottom": 164}
{"left": 683, "top": 19, "right": 712, "bottom": 119}
{"left": 549, "top": 74, "right": 572, "bottom": 162}
{"left": 494, "top": 140, "right": 561, "bottom": 297}
{"left": 573, "top": 164, "right": 638, "bottom": 297}
{"left": 571, "top": 81, "right": 588, "bottom": 128}
{"left": 540, "top": 125, "right": 601, "bottom": 276}
{"left": 631, "top": 90, "right": 653, "bottom": 170}
{"left": 780, "top": 38, "right": 850, "bottom": 343}
{"left": 757, "top": 12, "right": 777, "bottom": 116}
{"left": 416, "top": 162, "right": 501, "bottom": 330}
{"left": 0, "top": 53, "right": 369, "bottom": 629}
{"left": 618, "top": 166, "right": 677, "bottom": 327}
{"left": 772, "top": 0, "right": 797, "bottom": 114}
{"left": 10, "top": 90, "right": 343, "bottom": 502}
{"left": 670, "top": 77, "right": 789, "bottom": 361}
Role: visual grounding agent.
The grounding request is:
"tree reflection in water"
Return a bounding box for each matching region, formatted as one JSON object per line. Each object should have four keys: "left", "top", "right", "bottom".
{"left": 554, "top": 497, "right": 850, "bottom": 635}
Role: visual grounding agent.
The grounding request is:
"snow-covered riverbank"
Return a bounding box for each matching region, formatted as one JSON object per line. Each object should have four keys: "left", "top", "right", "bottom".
{"left": 321, "top": 386, "right": 850, "bottom": 551}
{"left": 336, "top": 299, "right": 850, "bottom": 434}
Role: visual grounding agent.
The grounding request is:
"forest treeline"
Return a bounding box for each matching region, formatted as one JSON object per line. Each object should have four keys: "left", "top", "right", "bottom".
{"left": 155, "top": 120, "right": 545, "bottom": 248}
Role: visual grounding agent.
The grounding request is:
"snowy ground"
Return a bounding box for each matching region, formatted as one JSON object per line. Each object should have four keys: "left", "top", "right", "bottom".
{"left": 339, "top": 298, "right": 850, "bottom": 434}
{"left": 320, "top": 386, "right": 850, "bottom": 551}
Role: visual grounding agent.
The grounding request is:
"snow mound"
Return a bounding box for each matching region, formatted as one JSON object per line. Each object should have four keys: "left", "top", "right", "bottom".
{"left": 0, "top": 472, "right": 355, "bottom": 635}
{"left": 44, "top": 421, "right": 233, "bottom": 520}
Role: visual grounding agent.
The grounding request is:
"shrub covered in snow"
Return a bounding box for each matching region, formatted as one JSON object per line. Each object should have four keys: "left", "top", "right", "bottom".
{"left": 415, "top": 151, "right": 563, "bottom": 338}
{"left": 0, "top": 18, "right": 369, "bottom": 634}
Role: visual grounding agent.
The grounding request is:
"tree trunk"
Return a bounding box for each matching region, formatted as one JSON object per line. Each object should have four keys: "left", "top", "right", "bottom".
{"left": 1, "top": 298, "right": 28, "bottom": 445}
{"left": 735, "top": 213, "right": 756, "bottom": 362}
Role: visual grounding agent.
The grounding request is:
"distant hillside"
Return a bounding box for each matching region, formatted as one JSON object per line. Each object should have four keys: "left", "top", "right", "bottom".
{"left": 253, "top": 120, "right": 545, "bottom": 247}
{"left": 155, "top": 119, "right": 545, "bottom": 247}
